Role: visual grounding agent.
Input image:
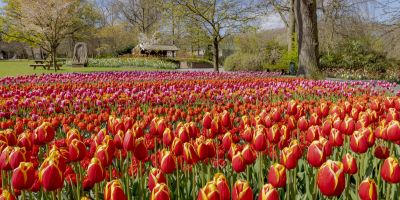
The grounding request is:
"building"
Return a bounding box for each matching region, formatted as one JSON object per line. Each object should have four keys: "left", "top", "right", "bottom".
{"left": 134, "top": 44, "right": 180, "bottom": 57}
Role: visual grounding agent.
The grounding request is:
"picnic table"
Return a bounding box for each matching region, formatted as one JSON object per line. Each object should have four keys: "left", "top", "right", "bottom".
{"left": 29, "top": 59, "right": 67, "bottom": 70}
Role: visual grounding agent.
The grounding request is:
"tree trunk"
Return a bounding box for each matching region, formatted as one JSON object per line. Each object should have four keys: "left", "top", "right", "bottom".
{"left": 287, "top": 0, "right": 296, "bottom": 52}
{"left": 212, "top": 37, "right": 219, "bottom": 72}
{"left": 295, "top": 0, "right": 322, "bottom": 79}
{"left": 51, "top": 47, "right": 57, "bottom": 72}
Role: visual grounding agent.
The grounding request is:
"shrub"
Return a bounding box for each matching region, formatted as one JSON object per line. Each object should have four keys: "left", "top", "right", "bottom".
{"left": 224, "top": 53, "right": 264, "bottom": 71}
{"left": 87, "top": 58, "right": 178, "bottom": 69}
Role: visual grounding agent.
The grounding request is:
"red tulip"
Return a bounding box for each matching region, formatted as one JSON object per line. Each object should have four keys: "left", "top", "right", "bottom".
{"left": 306, "top": 125, "right": 320, "bottom": 144}
{"left": 253, "top": 126, "right": 267, "bottom": 152}
{"left": 163, "top": 128, "right": 173, "bottom": 146}
{"left": 123, "top": 129, "right": 136, "bottom": 152}
{"left": 171, "top": 137, "right": 183, "bottom": 156}
{"left": 197, "top": 181, "right": 220, "bottom": 200}
{"left": 221, "top": 110, "right": 232, "bottom": 128}
{"left": 307, "top": 140, "right": 326, "bottom": 168}
{"left": 358, "top": 178, "right": 377, "bottom": 200}
{"left": 113, "top": 130, "right": 124, "bottom": 149}
{"left": 317, "top": 160, "right": 345, "bottom": 197}
{"left": 297, "top": 116, "right": 309, "bottom": 131}
{"left": 0, "top": 190, "right": 15, "bottom": 200}
{"left": 9, "top": 147, "right": 27, "bottom": 169}
{"left": 328, "top": 128, "right": 343, "bottom": 147}
{"left": 0, "top": 146, "right": 14, "bottom": 170}
{"left": 134, "top": 137, "right": 148, "bottom": 160}
{"left": 151, "top": 183, "right": 171, "bottom": 200}
{"left": 17, "top": 131, "right": 33, "bottom": 151}
{"left": 232, "top": 179, "right": 253, "bottom": 200}
{"left": 241, "top": 126, "right": 253, "bottom": 142}
{"left": 203, "top": 112, "right": 213, "bottom": 129}
{"left": 222, "top": 132, "right": 233, "bottom": 151}
{"left": 373, "top": 145, "right": 389, "bottom": 159}
{"left": 350, "top": 131, "right": 368, "bottom": 154}
{"left": 95, "top": 144, "right": 113, "bottom": 167}
{"left": 267, "top": 124, "right": 280, "bottom": 144}
{"left": 280, "top": 147, "right": 298, "bottom": 170}
{"left": 381, "top": 156, "right": 400, "bottom": 183}
{"left": 66, "top": 128, "right": 82, "bottom": 146}
{"left": 258, "top": 183, "right": 279, "bottom": 200}
{"left": 104, "top": 180, "right": 127, "bottom": 200}
{"left": 267, "top": 163, "right": 286, "bottom": 188}
{"left": 34, "top": 122, "right": 55, "bottom": 145}
{"left": 69, "top": 139, "right": 86, "bottom": 162}
{"left": 342, "top": 153, "right": 358, "bottom": 174}
{"left": 183, "top": 143, "right": 199, "bottom": 164}
{"left": 340, "top": 117, "right": 355, "bottom": 135}
{"left": 87, "top": 157, "right": 105, "bottom": 184}
{"left": 160, "top": 150, "right": 176, "bottom": 174}
{"left": 39, "top": 159, "right": 64, "bottom": 191}
{"left": 242, "top": 144, "right": 257, "bottom": 165}
{"left": 11, "top": 162, "right": 35, "bottom": 190}
{"left": 148, "top": 168, "right": 166, "bottom": 191}
{"left": 232, "top": 151, "right": 246, "bottom": 173}
{"left": 213, "top": 173, "right": 230, "bottom": 200}
{"left": 387, "top": 120, "right": 400, "bottom": 141}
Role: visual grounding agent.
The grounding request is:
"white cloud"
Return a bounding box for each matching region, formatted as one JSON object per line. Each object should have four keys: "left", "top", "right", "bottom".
{"left": 259, "top": 14, "right": 286, "bottom": 30}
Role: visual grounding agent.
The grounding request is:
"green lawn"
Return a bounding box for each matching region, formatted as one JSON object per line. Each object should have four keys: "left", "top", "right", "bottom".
{"left": 0, "top": 60, "right": 165, "bottom": 77}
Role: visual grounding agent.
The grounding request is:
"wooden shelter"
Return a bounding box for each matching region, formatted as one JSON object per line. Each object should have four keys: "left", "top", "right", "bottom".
{"left": 136, "top": 44, "right": 179, "bottom": 57}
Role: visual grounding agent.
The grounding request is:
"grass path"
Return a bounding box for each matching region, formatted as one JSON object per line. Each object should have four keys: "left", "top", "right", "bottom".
{"left": 0, "top": 60, "right": 164, "bottom": 77}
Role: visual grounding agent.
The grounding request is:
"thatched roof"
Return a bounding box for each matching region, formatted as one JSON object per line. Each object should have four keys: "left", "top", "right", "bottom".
{"left": 139, "top": 44, "right": 180, "bottom": 51}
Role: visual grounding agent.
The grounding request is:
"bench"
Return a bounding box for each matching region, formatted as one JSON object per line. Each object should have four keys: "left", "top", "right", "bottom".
{"left": 29, "top": 60, "right": 65, "bottom": 70}
{"left": 29, "top": 64, "right": 49, "bottom": 70}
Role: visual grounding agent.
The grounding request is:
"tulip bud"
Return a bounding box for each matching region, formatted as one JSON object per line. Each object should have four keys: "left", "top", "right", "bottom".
{"left": 267, "top": 124, "right": 280, "bottom": 144}
{"left": 0, "top": 147, "right": 14, "bottom": 170}
{"left": 328, "top": 128, "right": 343, "bottom": 147}
{"left": 242, "top": 144, "right": 257, "bottom": 165}
{"left": 267, "top": 163, "right": 286, "bottom": 188}
{"left": 280, "top": 147, "right": 298, "bottom": 170}
{"left": 197, "top": 181, "right": 220, "bottom": 200}
{"left": 342, "top": 153, "right": 358, "bottom": 174}
{"left": 134, "top": 137, "right": 148, "bottom": 161}
{"left": 34, "top": 122, "right": 55, "bottom": 145}
{"left": 241, "top": 126, "right": 253, "bottom": 142}
{"left": 317, "top": 160, "right": 345, "bottom": 197}
{"left": 340, "top": 117, "right": 355, "bottom": 135}
{"left": 123, "top": 129, "right": 136, "bottom": 152}
{"left": 66, "top": 129, "right": 82, "bottom": 146}
{"left": 151, "top": 183, "right": 171, "bottom": 200}
{"left": 69, "top": 139, "right": 86, "bottom": 162}
{"left": 9, "top": 147, "right": 27, "bottom": 169}
{"left": 171, "top": 137, "right": 183, "bottom": 156}
{"left": 114, "top": 130, "right": 124, "bottom": 149}
{"left": 307, "top": 141, "right": 326, "bottom": 168}
{"left": 253, "top": 126, "right": 267, "bottom": 152}
{"left": 232, "top": 151, "right": 246, "bottom": 173}
{"left": 148, "top": 168, "right": 166, "bottom": 191}
{"left": 306, "top": 126, "right": 321, "bottom": 144}
{"left": 203, "top": 112, "right": 213, "bottom": 129}
{"left": 12, "top": 162, "right": 35, "bottom": 190}
{"left": 298, "top": 116, "right": 309, "bottom": 131}
{"left": 221, "top": 111, "right": 232, "bottom": 128}
{"left": 0, "top": 190, "right": 15, "bottom": 200}
{"left": 104, "top": 180, "right": 127, "bottom": 200}
{"left": 258, "top": 183, "right": 279, "bottom": 200}
{"left": 213, "top": 173, "right": 230, "bottom": 200}
{"left": 358, "top": 178, "right": 377, "bottom": 200}
{"left": 381, "top": 157, "right": 400, "bottom": 183}
{"left": 183, "top": 143, "right": 199, "bottom": 164}
{"left": 387, "top": 120, "right": 400, "bottom": 141}
{"left": 163, "top": 128, "right": 173, "bottom": 146}
{"left": 222, "top": 132, "right": 232, "bottom": 151}
{"left": 39, "top": 159, "right": 64, "bottom": 191}
{"left": 95, "top": 144, "right": 113, "bottom": 167}
{"left": 17, "top": 131, "right": 33, "bottom": 151}
{"left": 373, "top": 145, "right": 389, "bottom": 160}
{"left": 160, "top": 150, "right": 176, "bottom": 174}
{"left": 232, "top": 180, "right": 253, "bottom": 200}
{"left": 87, "top": 157, "right": 105, "bottom": 184}
{"left": 350, "top": 131, "right": 368, "bottom": 154}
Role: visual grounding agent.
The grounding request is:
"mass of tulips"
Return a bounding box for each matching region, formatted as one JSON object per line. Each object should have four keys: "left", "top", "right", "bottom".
{"left": 0, "top": 71, "right": 399, "bottom": 200}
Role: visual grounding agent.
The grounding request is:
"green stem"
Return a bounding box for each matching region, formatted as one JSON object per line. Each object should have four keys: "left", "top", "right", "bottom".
{"left": 386, "top": 183, "right": 391, "bottom": 200}
{"left": 52, "top": 191, "right": 56, "bottom": 200}
{"left": 95, "top": 183, "right": 99, "bottom": 200}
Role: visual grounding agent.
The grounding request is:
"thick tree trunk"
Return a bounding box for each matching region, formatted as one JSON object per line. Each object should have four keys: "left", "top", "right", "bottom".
{"left": 51, "top": 47, "right": 57, "bottom": 72}
{"left": 295, "top": 0, "right": 322, "bottom": 79}
{"left": 212, "top": 37, "right": 219, "bottom": 72}
{"left": 287, "top": 0, "right": 296, "bottom": 52}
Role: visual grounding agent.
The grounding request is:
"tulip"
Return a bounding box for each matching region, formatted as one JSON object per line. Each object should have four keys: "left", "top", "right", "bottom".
{"left": 232, "top": 180, "right": 253, "bottom": 200}
{"left": 95, "top": 144, "right": 113, "bottom": 167}
{"left": 328, "top": 128, "right": 343, "bottom": 147}
{"left": 242, "top": 144, "right": 257, "bottom": 165}
{"left": 0, "top": 190, "right": 15, "bottom": 200}
{"left": 17, "top": 131, "right": 33, "bottom": 151}
{"left": 258, "top": 183, "right": 279, "bottom": 200}
{"left": 39, "top": 159, "right": 64, "bottom": 191}
{"left": 34, "top": 122, "right": 55, "bottom": 145}
{"left": 267, "top": 163, "right": 286, "bottom": 188}
{"left": 87, "top": 157, "right": 105, "bottom": 184}
{"left": 306, "top": 125, "right": 320, "bottom": 144}
{"left": 163, "top": 128, "right": 173, "bottom": 146}
{"left": 197, "top": 181, "right": 220, "bottom": 200}
{"left": 221, "top": 110, "right": 232, "bottom": 128}
{"left": 183, "top": 142, "right": 199, "bottom": 164}
{"left": 342, "top": 153, "right": 358, "bottom": 174}
{"left": 0, "top": 146, "right": 14, "bottom": 170}
{"left": 66, "top": 128, "right": 82, "bottom": 146}
{"left": 297, "top": 116, "right": 309, "bottom": 131}
{"left": 287, "top": 100, "right": 297, "bottom": 115}
{"left": 373, "top": 145, "right": 389, "bottom": 159}
{"left": 123, "top": 129, "right": 136, "bottom": 152}
{"left": 350, "top": 131, "right": 368, "bottom": 154}
{"left": 151, "top": 183, "right": 171, "bottom": 200}
{"left": 9, "top": 147, "right": 27, "bottom": 169}
{"left": 358, "top": 178, "right": 377, "bottom": 200}
{"left": 104, "top": 180, "right": 127, "bottom": 200}
{"left": 203, "top": 112, "right": 212, "bottom": 129}
{"left": 134, "top": 137, "right": 148, "bottom": 161}
{"left": 340, "top": 117, "right": 355, "bottom": 135}
{"left": 267, "top": 124, "right": 280, "bottom": 144}
{"left": 171, "top": 137, "right": 183, "bottom": 156}
{"left": 253, "top": 126, "right": 267, "bottom": 152}
{"left": 197, "top": 140, "right": 209, "bottom": 160}
{"left": 232, "top": 151, "right": 246, "bottom": 173}
{"left": 148, "top": 168, "right": 166, "bottom": 191}
{"left": 213, "top": 173, "right": 230, "bottom": 200}
{"left": 160, "top": 150, "right": 176, "bottom": 174}
{"left": 113, "top": 130, "right": 124, "bottom": 149}
{"left": 69, "top": 139, "right": 86, "bottom": 162}
{"left": 307, "top": 140, "right": 326, "bottom": 168}
{"left": 381, "top": 156, "right": 400, "bottom": 183}
{"left": 317, "top": 160, "right": 345, "bottom": 197}
{"left": 241, "top": 126, "right": 253, "bottom": 142}
{"left": 11, "top": 162, "right": 35, "bottom": 190}
{"left": 222, "top": 132, "right": 232, "bottom": 151}
{"left": 387, "top": 120, "right": 400, "bottom": 141}
{"left": 280, "top": 147, "right": 298, "bottom": 170}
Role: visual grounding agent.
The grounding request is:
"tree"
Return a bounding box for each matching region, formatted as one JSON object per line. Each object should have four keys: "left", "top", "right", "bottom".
{"left": 173, "top": 0, "right": 258, "bottom": 72}
{"left": 295, "top": 0, "right": 322, "bottom": 78}
{"left": 1, "top": 0, "right": 92, "bottom": 71}
{"left": 117, "top": 0, "right": 162, "bottom": 34}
